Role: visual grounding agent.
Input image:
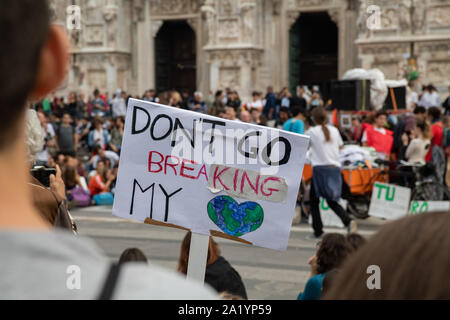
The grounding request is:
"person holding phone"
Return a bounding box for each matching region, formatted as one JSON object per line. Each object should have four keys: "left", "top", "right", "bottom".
{"left": 26, "top": 109, "right": 76, "bottom": 231}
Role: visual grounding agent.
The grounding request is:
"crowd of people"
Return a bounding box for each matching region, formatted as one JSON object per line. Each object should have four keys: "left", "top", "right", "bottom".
{"left": 3, "top": 0, "right": 450, "bottom": 301}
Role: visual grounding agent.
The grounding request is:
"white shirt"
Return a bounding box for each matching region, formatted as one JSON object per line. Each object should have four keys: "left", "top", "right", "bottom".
{"left": 306, "top": 125, "right": 343, "bottom": 167}
{"left": 93, "top": 150, "right": 120, "bottom": 168}
{"left": 36, "top": 124, "right": 55, "bottom": 163}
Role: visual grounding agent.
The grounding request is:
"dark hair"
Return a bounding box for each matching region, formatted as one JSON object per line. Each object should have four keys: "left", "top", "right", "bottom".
{"left": 178, "top": 232, "right": 221, "bottom": 275}
{"left": 427, "top": 106, "right": 441, "bottom": 121}
{"left": 279, "top": 106, "right": 290, "bottom": 114}
{"left": 0, "top": 0, "right": 50, "bottom": 150}
{"left": 316, "top": 233, "right": 352, "bottom": 274}
{"left": 375, "top": 110, "right": 388, "bottom": 119}
{"left": 119, "top": 248, "right": 148, "bottom": 264}
{"left": 413, "top": 106, "right": 426, "bottom": 115}
{"left": 324, "top": 212, "right": 450, "bottom": 299}
{"left": 312, "top": 107, "right": 331, "bottom": 142}
{"left": 415, "top": 119, "right": 431, "bottom": 139}
{"left": 291, "top": 105, "right": 305, "bottom": 118}
{"left": 346, "top": 233, "right": 366, "bottom": 252}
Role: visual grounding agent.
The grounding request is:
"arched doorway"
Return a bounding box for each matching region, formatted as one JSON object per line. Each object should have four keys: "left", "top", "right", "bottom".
{"left": 289, "top": 12, "right": 338, "bottom": 101}
{"left": 155, "top": 20, "right": 196, "bottom": 94}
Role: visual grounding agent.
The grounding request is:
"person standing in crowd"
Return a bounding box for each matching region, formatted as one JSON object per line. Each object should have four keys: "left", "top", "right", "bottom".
{"left": 297, "top": 233, "right": 352, "bottom": 300}
{"left": 91, "top": 89, "right": 106, "bottom": 117}
{"left": 362, "top": 110, "right": 393, "bottom": 160}
{"left": 351, "top": 116, "right": 363, "bottom": 142}
{"left": 263, "top": 86, "right": 277, "bottom": 120}
{"left": 305, "top": 107, "right": 357, "bottom": 239}
{"left": 280, "top": 87, "right": 291, "bottom": 109}
{"left": 189, "top": 91, "right": 207, "bottom": 113}
{"left": 403, "top": 120, "right": 431, "bottom": 165}
{"left": 112, "top": 89, "right": 127, "bottom": 118}
{"left": 210, "top": 90, "right": 226, "bottom": 116}
{"left": 88, "top": 118, "right": 109, "bottom": 150}
{"left": 66, "top": 92, "right": 79, "bottom": 120}
{"left": 324, "top": 212, "right": 450, "bottom": 299}
{"left": 283, "top": 105, "right": 305, "bottom": 135}
{"left": 143, "top": 89, "right": 158, "bottom": 102}
{"left": 178, "top": 232, "right": 247, "bottom": 299}
{"left": 168, "top": 90, "right": 184, "bottom": 108}
{"left": 226, "top": 90, "right": 242, "bottom": 113}
{"left": 247, "top": 91, "right": 264, "bottom": 113}
{"left": 425, "top": 106, "right": 444, "bottom": 162}
{"left": 239, "top": 110, "right": 251, "bottom": 123}
{"left": 55, "top": 113, "right": 78, "bottom": 157}
{"left": 275, "top": 107, "right": 290, "bottom": 129}
{"left": 225, "top": 106, "right": 239, "bottom": 122}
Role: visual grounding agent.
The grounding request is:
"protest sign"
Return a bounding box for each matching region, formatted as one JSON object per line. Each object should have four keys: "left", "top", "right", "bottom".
{"left": 308, "top": 198, "right": 347, "bottom": 228}
{"left": 409, "top": 201, "right": 450, "bottom": 215}
{"left": 112, "top": 99, "right": 310, "bottom": 251}
{"left": 369, "top": 182, "right": 411, "bottom": 220}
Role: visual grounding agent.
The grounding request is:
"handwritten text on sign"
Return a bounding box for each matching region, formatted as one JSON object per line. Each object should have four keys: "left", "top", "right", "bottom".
{"left": 112, "top": 99, "right": 310, "bottom": 250}
{"left": 369, "top": 182, "right": 411, "bottom": 220}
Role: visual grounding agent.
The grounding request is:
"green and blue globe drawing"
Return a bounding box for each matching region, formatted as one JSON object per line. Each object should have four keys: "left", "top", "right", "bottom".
{"left": 207, "top": 195, "right": 264, "bottom": 237}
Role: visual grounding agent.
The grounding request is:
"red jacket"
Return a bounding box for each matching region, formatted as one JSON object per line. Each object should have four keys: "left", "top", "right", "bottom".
{"left": 365, "top": 124, "right": 394, "bottom": 155}
{"left": 425, "top": 121, "right": 444, "bottom": 161}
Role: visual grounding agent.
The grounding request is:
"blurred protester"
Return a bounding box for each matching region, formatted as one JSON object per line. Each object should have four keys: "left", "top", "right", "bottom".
{"left": 362, "top": 110, "right": 393, "bottom": 160}
{"left": 90, "top": 146, "right": 119, "bottom": 170}
{"left": 55, "top": 113, "right": 78, "bottom": 157}
{"left": 351, "top": 115, "right": 363, "bottom": 142}
{"left": 109, "top": 117, "right": 124, "bottom": 154}
{"left": 298, "top": 233, "right": 352, "bottom": 300}
{"left": 144, "top": 89, "right": 158, "bottom": 103}
{"left": 225, "top": 106, "right": 239, "bottom": 122}
{"left": 403, "top": 120, "right": 431, "bottom": 165}
{"left": 178, "top": 232, "right": 247, "bottom": 299}
{"left": 168, "top": 91, "right": 184, "bottom": 109}
{"left": 280, "top": 87, "right": 291, "bottom": 108}
{"left": 306, "top": 107, "right": 356, "bottom": 239}
{"left": 309, "top": 91, "right": 324, "bottom": 110}
{"left": 35, "top": 111, "right": 57, "bottom": 166}
{"left": 250, "top": 108, "right": 262, "bottom": 125}
{"left": 425, "top": 106, "right": 444, "bottom": 162}
{"left": 226, "top": 90, "right": 241, "bottom": 113}
{"left": 324, "top": 212, "right": 450, "bottom": 299}
{"left": 91, "top": 88, "right": 106, "bottom": 117}
{"left": 283, "top": 105, "right": 305, "bottom": 134}
{"left": 66, "top": 92, "right": 79, "bottom": 120}
{"left": 210, "top": 90, "right": 226, "bottom": 116}
{"left": 189, "top": 91, "right": 207, "bottom": 113}
{"left": 88, "top": 118, "right": 110, "bottom": 150}
{"left": 88, "top": 160, "right": 115, "bottom": 197}
{"left": 275, "top": 107, "right": 290, "bottom": 129}
{"left": 112, "top": 89, "right": 127, "bottom": 118}
{"left": 247, "top": 91, "right": 263, "bottom": 113}
{"left": 263, "top": 86, "right": 277, "bottom": 120}
{"left": 239, "top": 110, "right": 251, "bottom": 123}
{"left": 119, "top": 248, "right": 148, "bottom": 264}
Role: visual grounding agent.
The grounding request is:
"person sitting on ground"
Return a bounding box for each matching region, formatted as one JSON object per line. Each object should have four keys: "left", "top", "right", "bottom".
{"left": 89, "top": 145, "right": 119, "bottom": 170}
{"left": 88, "top": 117, "right": 110, "bottom": 150}
{"left": 88, "top": 160, "right": 115, "bottom": 198}
{"left": 324, "top": 211, "right": 450, "bottom": 299}
{"left": 297, "top": 233, "right": 352, "bottom": 300}
{"left": 178, "top": 232, "right": 248, "bottom": 299}
{"left": 119, "top": 248, "right": 148, "bottom": 264}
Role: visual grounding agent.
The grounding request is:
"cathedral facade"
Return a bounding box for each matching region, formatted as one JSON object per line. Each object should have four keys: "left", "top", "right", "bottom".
{"left": 51, "top": 0, "right": 450, "bottom": 101}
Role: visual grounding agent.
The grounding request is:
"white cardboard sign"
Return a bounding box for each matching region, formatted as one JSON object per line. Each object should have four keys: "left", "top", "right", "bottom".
{"left": 369, "top": 182, "right": 411, "bottom": 220}
{"left": 308, "top": 198, "right": 347, "bottom": 228}
{"left": 409, "top": 201, "right": 450, "bottom": 215}
{"left": 112, "top": 99, "right": 310, "bottom": 250}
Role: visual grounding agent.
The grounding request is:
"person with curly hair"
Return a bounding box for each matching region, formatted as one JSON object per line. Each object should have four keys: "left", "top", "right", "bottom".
{"left": 297, "top": 233, "right": 352, "bottom": 300}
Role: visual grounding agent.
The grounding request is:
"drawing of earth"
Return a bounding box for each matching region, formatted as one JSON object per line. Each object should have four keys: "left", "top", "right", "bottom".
{"left": 207, "top": 195, "right": 264, "bottom": 237}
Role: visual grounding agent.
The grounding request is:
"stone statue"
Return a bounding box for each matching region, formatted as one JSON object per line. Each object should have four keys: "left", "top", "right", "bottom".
{"left": 103, "top": 0, "right": 119, "bottom": 47}
{"left": 202, "top": 4, "right": 216, "bottom": 45}
{"left": 240, "top": 2, "right": 255, "bottom": 43}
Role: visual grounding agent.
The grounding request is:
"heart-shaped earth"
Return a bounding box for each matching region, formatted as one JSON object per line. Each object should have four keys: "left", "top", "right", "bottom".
{"left": 207, "top": 195, "right": 264, "bottom": 237}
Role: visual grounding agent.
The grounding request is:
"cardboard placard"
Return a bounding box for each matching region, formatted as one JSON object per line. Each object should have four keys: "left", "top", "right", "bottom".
{"left": 112, "top": 99, "right": 310, "bottom": 250}
{"left": 369, "top": 182, "right": 411, "bottom": 220}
